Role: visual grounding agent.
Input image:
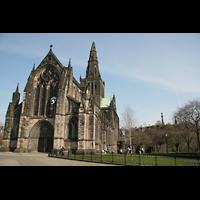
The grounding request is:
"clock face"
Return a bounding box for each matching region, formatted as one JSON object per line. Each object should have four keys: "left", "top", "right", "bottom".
{"left": 50, "top": 97, "right": 56, "bottom": 104}
{"left": 51, "top": 99, "right": 55, "bottom": 104}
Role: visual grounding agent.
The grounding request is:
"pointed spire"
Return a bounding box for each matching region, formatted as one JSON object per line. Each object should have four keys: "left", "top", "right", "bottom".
{"left": 86, "top": 41, "right": 100, "bottom": 79}
{"left": 16, "top": 83, "right": 19, "bottom": 93}
{"left": 32, "top": 63, "right": 35, "bottom": 71}
{"left": 12, "top": 83, "right": 20, "bottom": 105}
{"left": 90, "top": 41, "right": 97, "bottom": 59}
{"left": 68, "top": 58, "right": 71, "bottom": 67}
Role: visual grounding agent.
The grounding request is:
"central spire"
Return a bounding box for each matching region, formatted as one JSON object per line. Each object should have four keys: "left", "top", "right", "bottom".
{"left": 86, "top": 41, "right": 101, "bottom": 79}
{"left": 89, "top": 41, "right": 97, "bottom": 61}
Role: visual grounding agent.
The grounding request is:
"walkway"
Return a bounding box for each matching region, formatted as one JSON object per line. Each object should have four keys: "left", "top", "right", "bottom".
{"left": 0, "top": 152, "right": 116, "bottom": 166}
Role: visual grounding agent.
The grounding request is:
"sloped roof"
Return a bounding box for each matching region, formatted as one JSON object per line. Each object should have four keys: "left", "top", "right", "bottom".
{"left": 101, "top": 98, "right": 113, "bottom": 108}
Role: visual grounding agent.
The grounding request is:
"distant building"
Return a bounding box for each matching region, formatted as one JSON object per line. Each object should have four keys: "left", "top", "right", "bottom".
{"left": 0, "top": 42, "right": 120, "bottom": 154}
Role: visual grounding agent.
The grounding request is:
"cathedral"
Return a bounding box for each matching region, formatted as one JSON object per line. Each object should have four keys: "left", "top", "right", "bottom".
{"left": 0, "top": 42, "right": 120, "bottom": 154}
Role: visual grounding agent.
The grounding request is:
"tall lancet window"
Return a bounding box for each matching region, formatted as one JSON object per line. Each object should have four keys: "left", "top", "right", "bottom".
{"left": 34, "top": 85, "right": 40, "bottom": 115}
{"left": 39, "top": 83, "right": 46, "bottom": 115}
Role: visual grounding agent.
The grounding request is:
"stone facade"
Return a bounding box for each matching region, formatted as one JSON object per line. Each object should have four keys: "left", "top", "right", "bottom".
{"left": 0, "top": 42, "right": 120, "bottom": 154}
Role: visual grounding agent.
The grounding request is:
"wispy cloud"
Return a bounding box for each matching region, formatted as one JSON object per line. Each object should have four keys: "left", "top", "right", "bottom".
{"left": 103, "top": 62, "right": 200, "bottom": 93}
{"left": 1, "top": 33, "right": 200, "bottom": 94}
{"left": 100, "top": 36, "right": 200, "bottom": 94}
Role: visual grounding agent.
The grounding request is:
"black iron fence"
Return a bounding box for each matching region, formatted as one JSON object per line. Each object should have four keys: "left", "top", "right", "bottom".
{"left": 49, "top": 150, "right": 200, "bottom": 166}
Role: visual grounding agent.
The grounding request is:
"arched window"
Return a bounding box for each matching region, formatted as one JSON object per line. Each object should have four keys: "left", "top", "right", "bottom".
{"left": 34, "top": 85, "right": 40, "bottom": 115}
{"left": 39, "top": 84, "right": 46, "bottom": 115}
{"left": 33, "top": 66, "right": 59, "bottom": 116}
{"left": 68, "top": 117, "right": 78, "bottom": 139}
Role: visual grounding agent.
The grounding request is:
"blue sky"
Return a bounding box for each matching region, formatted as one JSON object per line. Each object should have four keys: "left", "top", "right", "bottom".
{"left": 0, "top": 33, "right": 200, "bottom": 127}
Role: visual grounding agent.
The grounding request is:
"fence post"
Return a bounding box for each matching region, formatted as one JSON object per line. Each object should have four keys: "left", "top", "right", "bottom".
{"left": 174, "top": 153, "right": 176, "bottom": 166}
{"left": 112, "top": 151, "right": 113, "bottom": 163}
{"left": 139, "top": 153, "right": 141, "bottom": 166}
{"left": 82, "top": 151, "right": 84, "bottom": 160}
{"left": 155, "top": 154, "right": 157, "bottom": 166}
{"left": 124, "top": 153, "right": 126, "bottom": 164}
{"left": 91, "top": 150, "right": 92, "bottom": 161}
{"left": 101, "top": 150, "right": 102, "bottom": 163}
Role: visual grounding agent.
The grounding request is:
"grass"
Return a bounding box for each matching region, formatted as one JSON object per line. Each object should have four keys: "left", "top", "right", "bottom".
{"left": 51, "top": 153, "right": 199, "bottom": 166}
{"left": 148, "top": 151, "right": 200, "bottom": 154}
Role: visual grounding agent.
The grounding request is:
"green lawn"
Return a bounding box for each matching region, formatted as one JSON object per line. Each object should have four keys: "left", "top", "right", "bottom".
{"left": 51, "top": 153, "right": 199, "bottom": 166}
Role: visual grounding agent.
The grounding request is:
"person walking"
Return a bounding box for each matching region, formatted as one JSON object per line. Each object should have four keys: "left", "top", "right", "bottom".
{"left": 141, "top": 147, "right": 144, "bottom": 155}
{"left": 139, "top": 147, "right": 141, "bottom": 155}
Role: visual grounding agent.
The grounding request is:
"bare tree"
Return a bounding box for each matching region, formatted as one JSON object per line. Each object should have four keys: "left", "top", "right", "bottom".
{"left": 174, "top": 99, "right": 200, "bottom": 150}
{"left": 132, "top": 130, "right": 148, "bottom": 150}
{"left": 148, "top": 128, "right": 165, "bottom": 152}
{"left": 182, "top": 126, "right": 194, "bottom": 152}
{"left": 121, "top": 104, "right": 136, "bottom": 151}
{"left": 167, "top": 124, "right": 184, "bottom": 152}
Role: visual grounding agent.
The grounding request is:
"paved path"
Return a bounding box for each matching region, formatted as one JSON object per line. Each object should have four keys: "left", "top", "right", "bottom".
{"left": 0, "top": 152, "right": 116, "bottom": 166}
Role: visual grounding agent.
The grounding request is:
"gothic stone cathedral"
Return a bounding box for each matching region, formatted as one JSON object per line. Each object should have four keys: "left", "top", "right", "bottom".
{"left": 0, "top": 42, "right": 120, "bottom": 154}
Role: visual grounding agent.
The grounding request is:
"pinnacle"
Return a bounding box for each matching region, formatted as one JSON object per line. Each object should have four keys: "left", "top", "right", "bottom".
{"left": 16, "top": 83, "right": 19, "bottom": 93}
{"left": 91, "top": 41, "right": 96, "bottom": 50}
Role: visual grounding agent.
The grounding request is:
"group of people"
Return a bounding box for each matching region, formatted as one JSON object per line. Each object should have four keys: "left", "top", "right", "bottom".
{"left": 58, "top": 146, "right": 65, "bottom": 155}
{"left": 139, "top": 147, "right": 144, "bottom": 155}
{"left": 119, "top": 147, "right": 144, "bottom": 155}
{"left": 119, "top": 147, "right": 132, "bottom": 154}
{"left": 55, "top": 146, "right": 144, "bottom": 155}
{"left": 101, "top": 147, "right": 110, "bottom": 154}
{"left": 126, "top": 147, "right": 131, "bottom": 154}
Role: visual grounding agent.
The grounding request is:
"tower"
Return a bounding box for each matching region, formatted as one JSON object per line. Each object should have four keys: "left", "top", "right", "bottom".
{"left": 0, "top": 84, "right": 22, "bottom": 152}
{"left": 161, "top": 112, "right": 164, "bottom": 124}
{"left": 80, "top": 41, "right": 105, "bottom": 106}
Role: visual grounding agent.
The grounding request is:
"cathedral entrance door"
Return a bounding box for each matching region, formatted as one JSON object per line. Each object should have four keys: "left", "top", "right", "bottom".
{"left": 29, "top": 120, "right": 54, "bottom": 152}
{"left": 38, "top": 137, "right": 44, "bottom": 152}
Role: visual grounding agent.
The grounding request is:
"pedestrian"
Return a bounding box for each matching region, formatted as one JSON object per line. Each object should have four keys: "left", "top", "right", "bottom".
{"left": 59, "top": 146, "right": 62, "bottom": 155}
{"left": 107, "top": 148, "right": 109, "bottom": 153}
{"left": 141, "top": 147, "right": 144, "bottom": 154}
{"left": 61, "top": 146, "right": 65, "bottom": 155}
{"left": 139, "top": 147, "right": 141, "bottom": 155}
{"left": 105, "top": 148, "right": 107, "bottom": 154}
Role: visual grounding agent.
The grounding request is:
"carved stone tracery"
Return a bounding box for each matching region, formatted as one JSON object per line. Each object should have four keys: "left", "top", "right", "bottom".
{"left": 33, "top": 66, "right": 59, "bottom": 116}
{"left": 41, "top": 67, "right": 59, "bottom": 83}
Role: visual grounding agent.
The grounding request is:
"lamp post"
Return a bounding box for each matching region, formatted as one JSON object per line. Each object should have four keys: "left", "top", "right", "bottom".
{"left": 165, "top": 132, "right": 168, "bottom": 154}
